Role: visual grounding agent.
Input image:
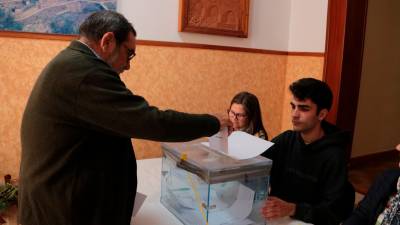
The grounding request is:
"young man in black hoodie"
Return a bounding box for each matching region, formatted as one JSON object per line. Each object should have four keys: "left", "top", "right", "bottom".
{"left": 261, "top": 78, "right": 355, "bottom": 225}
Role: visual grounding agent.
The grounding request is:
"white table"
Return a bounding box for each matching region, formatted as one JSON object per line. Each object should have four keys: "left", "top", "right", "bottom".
{"left": 131, "top": 158, "right": 312, "bottom": 225}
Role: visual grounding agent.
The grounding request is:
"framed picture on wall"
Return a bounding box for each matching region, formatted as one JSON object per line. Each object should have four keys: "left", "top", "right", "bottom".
{"left": 179, "top": 0, "right": 250, "bottom": 38}
{"left": 0, "top": 1, "right": 116, "bottom": 36}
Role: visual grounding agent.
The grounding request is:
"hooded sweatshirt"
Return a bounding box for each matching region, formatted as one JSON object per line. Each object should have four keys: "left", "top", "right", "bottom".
{"left": 262, "top": 120, "right": 355, "bottom": 225}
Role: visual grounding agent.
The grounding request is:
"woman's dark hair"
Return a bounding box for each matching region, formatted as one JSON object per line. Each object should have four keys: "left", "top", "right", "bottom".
{"left": 79, "top": 10, "right": 136, "bottom": 46}
{"left": 230, "top": 91, "right": 268, "bottom": 140}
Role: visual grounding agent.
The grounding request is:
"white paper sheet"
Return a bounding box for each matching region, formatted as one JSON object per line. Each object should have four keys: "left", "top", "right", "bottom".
{"left": 132, "top": 192, "right": 147, "bottom": 217}
{"left": 210, "top": 183, "right": 255, "bottom": 225}
{"left": 209, "top": 127, "right": 228, "bottom": 153}
{"left": 205, "top": 131, "right": 274, "bottom": 159}
{"left": 227, "top": 131, "right": 274, "bottom": 159}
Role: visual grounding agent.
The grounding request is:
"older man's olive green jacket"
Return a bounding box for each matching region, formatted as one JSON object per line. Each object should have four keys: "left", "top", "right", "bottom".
{"left": 19, "top": 40, "right": 219, "bottom": 225}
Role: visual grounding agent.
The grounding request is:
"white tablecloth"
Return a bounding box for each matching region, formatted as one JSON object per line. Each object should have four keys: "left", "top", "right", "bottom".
{"left": 131, "top": 158, "right": 312, "bottom": 225}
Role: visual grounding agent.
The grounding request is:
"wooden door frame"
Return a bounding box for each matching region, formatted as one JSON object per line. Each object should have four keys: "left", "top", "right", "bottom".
{"left": 323, "top": 0, "right": 369, "bottom": 159}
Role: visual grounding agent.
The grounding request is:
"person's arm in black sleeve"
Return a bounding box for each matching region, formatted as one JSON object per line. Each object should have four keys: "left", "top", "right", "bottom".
{"left": 292, "top": 150, "right": 354, "bottom": 225}
{"left": 76, "top": 70, "right": 220, "bottom": 141}
{"left": 343, "top": 169, "right": 400, "bottom": 225}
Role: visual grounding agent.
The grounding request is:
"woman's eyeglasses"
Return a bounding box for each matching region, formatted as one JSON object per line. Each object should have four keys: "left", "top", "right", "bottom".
{"left": 227, "top": 109, "right": 247, "bottom": 120}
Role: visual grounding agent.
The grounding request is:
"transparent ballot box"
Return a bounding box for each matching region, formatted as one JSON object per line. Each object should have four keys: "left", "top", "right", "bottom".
{"left": 160, "top": 140, "right": 272, "bottom": 225}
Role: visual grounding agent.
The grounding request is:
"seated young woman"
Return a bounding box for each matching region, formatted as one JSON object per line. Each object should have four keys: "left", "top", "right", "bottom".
{"left": 227, "top": 91, "right": 268, "bottom": 140}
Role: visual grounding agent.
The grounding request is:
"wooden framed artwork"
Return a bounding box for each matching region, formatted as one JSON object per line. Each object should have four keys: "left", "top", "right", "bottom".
{"left": 179, "top": 0, "right": 250, "bottom": 38}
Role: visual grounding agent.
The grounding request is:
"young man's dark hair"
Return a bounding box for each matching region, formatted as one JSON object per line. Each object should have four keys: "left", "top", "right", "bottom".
{"left": 79, "top": 10, "right": 136, "bottom": 45}
{"left": 289, "top": 77, "right": 333, "bottom": 113}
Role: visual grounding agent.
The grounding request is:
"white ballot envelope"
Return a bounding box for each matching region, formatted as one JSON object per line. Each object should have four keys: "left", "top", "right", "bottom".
{"left": 206, "top": 130, "right": 274, "bottom": 160}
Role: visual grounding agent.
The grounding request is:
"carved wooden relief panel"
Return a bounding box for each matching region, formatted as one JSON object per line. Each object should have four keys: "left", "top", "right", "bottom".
{"left": 179, "top": 0, "right": 249, "bottom": 38}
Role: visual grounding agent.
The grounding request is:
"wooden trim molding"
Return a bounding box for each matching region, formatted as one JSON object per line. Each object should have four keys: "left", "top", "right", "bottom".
{"left": 0, "top": 31, "right": 76, "bottom": 41}
{"left": 323, "top": 0, "right": 348, "bottom": 124}
{"left": 336, "top": 0, "right": 369, "bottom": 133}
{"left": 137, "top": 40, "right": 287, "bottom": 55}
{"left": 286, "top": 51, "right": 325, "bottom": 57}
{"left": 349, "top": 149, "right": 398, "bottom": 194}
{"left": 0, "top": 31, "right": 324, "bottom": 57}
{"left": 137, "top": 40, "right": 325, "bottom": 57}
{"left": 349, "top": 149, "right": 398, "bottom": 169}
{"left": 323, "top": 0, "right": 369, "bottom": 160}
{"left": 324, "top": 0, "right": 369, "bottom": 128}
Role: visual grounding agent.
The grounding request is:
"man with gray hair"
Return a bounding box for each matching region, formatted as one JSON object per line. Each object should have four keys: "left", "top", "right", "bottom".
{"left": 19, "top": 10, "right": 229, "bottom": 225}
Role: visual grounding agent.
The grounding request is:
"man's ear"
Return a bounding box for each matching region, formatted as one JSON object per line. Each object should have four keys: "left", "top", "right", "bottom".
{"left": 318, "top": 108, "right": 329, "bottom": 121}
{"left": 99, "top": 32, "right": 116, "bottom": 54}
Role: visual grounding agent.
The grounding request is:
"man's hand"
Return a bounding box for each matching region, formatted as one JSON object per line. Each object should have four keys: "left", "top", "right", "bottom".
{"left": 213, "top": 114, "right": 232, "bottom": 131}
{"left": 261, "top": 196, "right": 296, "bottom": 219}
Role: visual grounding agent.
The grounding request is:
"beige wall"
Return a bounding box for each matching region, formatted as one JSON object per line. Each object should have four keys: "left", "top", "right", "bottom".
{"left": 0, "top": 37, "right": 323, "bottom": 178}
{"left": 352, "top": 0, "right": 400, "bottom": 157}
{"left": 120, "top": 0, "right": 328, "bottom": 52}
{"left": 0, "top": 38, "right": 70, "bottom": 179}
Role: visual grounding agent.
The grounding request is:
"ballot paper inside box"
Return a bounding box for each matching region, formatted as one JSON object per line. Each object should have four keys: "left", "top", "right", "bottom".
{"left": 160, "top": 140, "right": 272, "bottom": 225}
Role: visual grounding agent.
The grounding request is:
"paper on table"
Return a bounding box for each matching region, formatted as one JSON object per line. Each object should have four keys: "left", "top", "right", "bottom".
{"left": 206, "top": 130, "right": 274, "bottom": 160}
{"left": 132, "top": 192, "right": 147, "bottom": 217}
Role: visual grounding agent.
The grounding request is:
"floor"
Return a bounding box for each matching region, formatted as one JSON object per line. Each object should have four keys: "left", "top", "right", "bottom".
{"left": 349, "top": 151, "right": 399, "bottom": 195}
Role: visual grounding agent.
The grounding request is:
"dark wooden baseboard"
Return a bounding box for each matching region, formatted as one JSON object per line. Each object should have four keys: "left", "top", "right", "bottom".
{"left": 349, "top": 149, "right": 398, "bottom": 194}
{"left": 349, "top": 149, "right": 398, "bottom": 169}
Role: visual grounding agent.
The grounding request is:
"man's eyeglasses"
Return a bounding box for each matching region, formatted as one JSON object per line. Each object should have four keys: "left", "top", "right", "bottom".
{"left": 227, "top": 109, "right": 247, "bottom": 120}
{"left": 127, "top": 49, "right": 136, "bottom": 60}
